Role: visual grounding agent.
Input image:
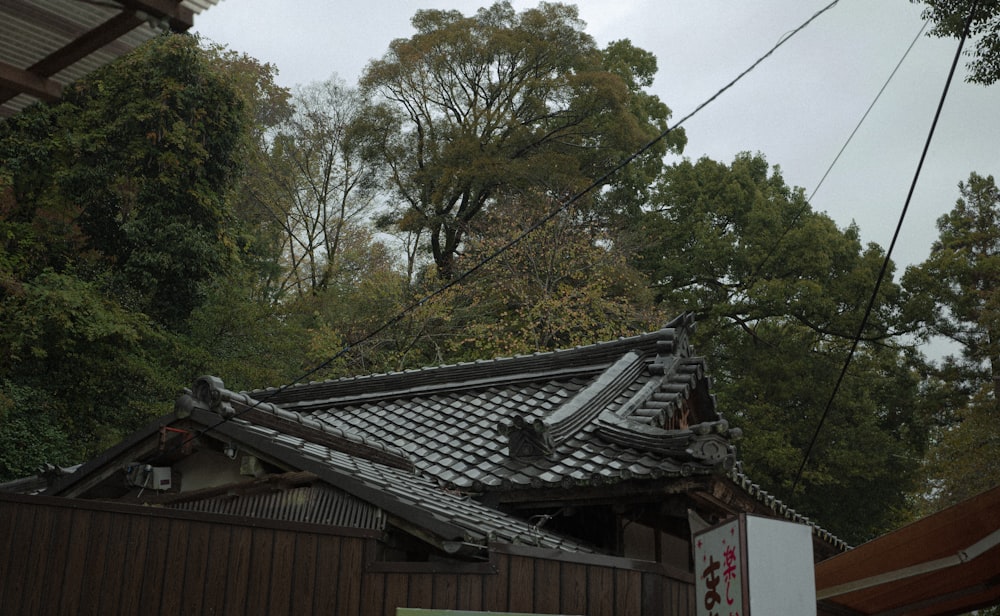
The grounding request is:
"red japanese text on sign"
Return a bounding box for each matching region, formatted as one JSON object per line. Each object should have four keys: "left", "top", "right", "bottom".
{"left": 694, "top": 518, "right": 744, "bottom": 616}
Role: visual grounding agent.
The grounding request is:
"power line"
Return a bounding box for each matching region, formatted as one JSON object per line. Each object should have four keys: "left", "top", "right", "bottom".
{"left": 808, "top": 19, "right": 930, "bottom": 203}
{"left": 156, "top": 0, "right": 842, "bottom": 460}
{"left": 791, "top": 4, "right": 978, "bottom": 493}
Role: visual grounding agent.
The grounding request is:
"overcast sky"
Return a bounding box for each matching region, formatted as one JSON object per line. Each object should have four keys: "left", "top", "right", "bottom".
{"left": 194, "top": 0, "right": 997, "bottom": 271}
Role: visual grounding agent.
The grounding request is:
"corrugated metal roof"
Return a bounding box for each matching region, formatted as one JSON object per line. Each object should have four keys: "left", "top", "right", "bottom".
{"left": 1, "top": 0, "right": 222, "bottom": 117}
{"left": 169, "top": 483, "right": 387, "bottom": 530}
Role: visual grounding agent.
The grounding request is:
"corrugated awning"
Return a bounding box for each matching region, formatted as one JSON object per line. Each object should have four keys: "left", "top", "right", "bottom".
{"left": 815, "top": 484, "right": 1000, "bottom": 616}
{"left": 0, "top": 0, "right": 221, "bottom": 117}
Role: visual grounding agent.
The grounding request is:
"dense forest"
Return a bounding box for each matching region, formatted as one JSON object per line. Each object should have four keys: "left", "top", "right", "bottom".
{"left": 1, "top": 1, "right": 997, "bottom": 546}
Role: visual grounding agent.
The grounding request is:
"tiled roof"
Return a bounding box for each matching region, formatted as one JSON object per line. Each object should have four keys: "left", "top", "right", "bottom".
{"left": 236, "top": 315, "right": 741, "bottom": 493}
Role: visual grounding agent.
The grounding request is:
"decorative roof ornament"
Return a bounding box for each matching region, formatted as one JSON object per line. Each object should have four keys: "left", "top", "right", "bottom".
{"left": 175, "top": 375, "right": 235, "bottom": 418}
{"left": 499, "top": 414, "right": 553, "bottom": 460}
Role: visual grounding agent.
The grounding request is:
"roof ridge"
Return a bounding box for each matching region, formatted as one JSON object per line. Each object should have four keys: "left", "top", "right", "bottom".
{"left": 250, "top": 319, "right": 695, "bottom": 405}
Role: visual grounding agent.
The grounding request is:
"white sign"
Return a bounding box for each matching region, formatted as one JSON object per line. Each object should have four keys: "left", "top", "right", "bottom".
{"left": 694, "top": 514, "right": 816, "bottom": 616}
{"left": 694, "top": 517, "right": 744, "bottom": 616}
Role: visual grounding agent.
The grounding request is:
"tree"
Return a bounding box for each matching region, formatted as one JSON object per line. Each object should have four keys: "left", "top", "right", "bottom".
{"left": 630, "top": 153, "right": 931, "bottom": 543}
{"left": 241, "top": 77, "right": 386, "bottom": 298}
{"left": 901, "top": 172, "right": 1000, "bottom": 507}
{"left": 442, "top": 191, "right": 664, "bottom": 360}
{"left": 55, "top": 34, "right": 248, "bottom": 326}
{"left": 0, "top": 34, "right": 255, "bottom": 478}
{"left": 913, "top": 0, "right": 1000, "bottom": 84}
{"left": 358, "top": 1, "right": 684, "bottom": 279}
{"left": 0, "top": 272, "right": 183, "bottom": 478}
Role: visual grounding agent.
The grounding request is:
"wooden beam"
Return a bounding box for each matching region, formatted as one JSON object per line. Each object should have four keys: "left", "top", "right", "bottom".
{"left": 0, "top": 61, "right": 62, "bottom": 101}
{"left": 29, "top": 11, "right": 145, "bottom": 77}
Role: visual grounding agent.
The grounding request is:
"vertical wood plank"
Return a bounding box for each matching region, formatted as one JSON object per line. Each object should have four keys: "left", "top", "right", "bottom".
{"left": 361, "top": 569, "right": 384, "bottom": 616}
{"left": 268, "top": 529, "right": 297, "bottom": 616}
{"left": 0, "top": 500, "right": 706, "bottom": 616}
{"left": 78, "top": 508, "right": 114, "bottom": 616}
{"left": 19, "top": 501, "right": 58, "bottom": 615}
{"left": 157, "top": 518, "right": 189, "bottom": 616}
{"left": 507, "top": 555, "right": 534, "bottom": 613}
{"left": 199, "top": 523, "right": 233, "bottom": 616}
{"left": 455, "top": 572, "right": 484, "bottom": 611}
{"left": 178, "top": 521, "right": 212, "bottom": 616}
{"left": 482, "top": 552, "right": 510, "bottom": 612}
{"left": 0, "top": 501, "right": 21, "bottom": 610}
{"left": 533, "top": 558, "right": 560, "bottom": 614}
{"left": 337, "top": 536, "right": 364, "bottom": 616}
{"left": 311, "top": 535, "right": 342, "bottom": 616}
{"left": 118, "top": 514, "right": 154, "bottom": 616}
{"left": 382, "top": 572, "right": 409, "bottom": 614}
{"left": 136, "top": 514, "right": 171, "bottom": 615}
{"left": 290, "top": 531, "right": 318, "bottom": 616}
{"left": 679, "top": 578, "right": 695, "bottom": 615}
{"left": 59, "top": 510, "right": 93, "bottom": 614}
{"left": 1, "top": 500, "right": 36, "bottom": 615}
{"left": 431, "top": 573, "right": 458, "bottom": 609}
{"left": 37, "top": 506, "right": 77, "bottom": 614}
{"left": 245, "top": 527, "right": 275, "bottom": 612}
{"left": 587, "top": 564, "right": 615, "bottom": 616}
{"left": 406, "top": 572, "right": 433, "bottom": 609}
{"left": 95, "top": 512, "right": 134, "bottom": 616}
{"left": 222, "top": 525, "right": 253, "bottom": 616}
{"left": 641, "top": 571, "right": 664, "bottom": 616}
{"left": 615, "top": 568, "right": 642, "bottom": 616}
{"left": 560, "top": 561, "right": 588, "bottom": 615}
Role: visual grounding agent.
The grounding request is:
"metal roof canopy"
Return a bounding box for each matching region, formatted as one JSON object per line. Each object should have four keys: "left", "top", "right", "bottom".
{"left": 815, "top": 484, "right": 1000, "bottom": 616}
{"left": 0, "top": 0, "right": 220, "bottom": 118}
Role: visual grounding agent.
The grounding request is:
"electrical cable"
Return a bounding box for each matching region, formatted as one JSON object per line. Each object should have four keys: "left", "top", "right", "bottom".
{"left": 791, "top": 3, "right": 979, "bottom": 493}
{"left": 150, "top": 0, "right": 841, "bottom": 462}
{"left": 808, "top": 19, "right": 930, "bottom": 204}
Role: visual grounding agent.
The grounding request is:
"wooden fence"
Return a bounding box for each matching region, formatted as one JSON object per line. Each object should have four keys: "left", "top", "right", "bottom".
{"left": 0, "top": 493, "right": 695, "bottom": 615}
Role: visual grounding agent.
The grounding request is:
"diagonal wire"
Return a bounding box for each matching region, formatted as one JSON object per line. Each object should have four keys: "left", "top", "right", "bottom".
{"left": 791, "top": 4, "right": 978, "bottom": 493}
{"left": 808, "top": 19, "right": 930, "bottom": 203}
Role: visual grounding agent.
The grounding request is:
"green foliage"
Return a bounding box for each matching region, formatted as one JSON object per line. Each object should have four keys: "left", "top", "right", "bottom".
{"left": 902, "top": 172, "right": 1000, "bottom": 509}
{"left": 0, "top": 34, "right": 257, "bottom": 480}
{"left": 919, "top": 391, "right": 1000, "bottom": 508}
{"left": 914, "top": 0, "right": 1000, "bottom": 84}
{"left": 2, "top": 34, "right": 249, "bottom": 326}
{"left": 0, "top": 272, "right": 182, "bottom": 476}
{"left": 631, "top": 153, "right": 931, "bottom": 543}
{"left": 443, "top": 192, "right": 664, "bottom": 360}
{"left": 359, "top": 1, "right": 684, "bottom": 278}
{"left": 295, "top": 253, "right": 423, "bottom": 376}
{"left": 903, "top": 173, "right": 1000, "bottom": 376}
{"left": 0, "top": 383, "right": 77, "bottom": 479}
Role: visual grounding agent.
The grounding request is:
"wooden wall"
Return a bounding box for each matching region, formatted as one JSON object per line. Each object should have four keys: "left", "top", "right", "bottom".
{"left": 0, "top": 493, "right": 694, "bottom": 616}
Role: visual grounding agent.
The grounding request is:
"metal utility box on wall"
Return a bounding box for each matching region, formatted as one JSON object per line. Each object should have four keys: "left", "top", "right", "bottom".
{"left": 151, "top": 466, "right": 171, "bottom": 491}
{"left": 694, "top": 513, "right": 816, "bottom": 616}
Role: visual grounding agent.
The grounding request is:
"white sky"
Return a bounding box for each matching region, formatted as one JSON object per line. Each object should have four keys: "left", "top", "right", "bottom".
{"left": 194, "top": 0, "right": 998, "bottom": 272}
